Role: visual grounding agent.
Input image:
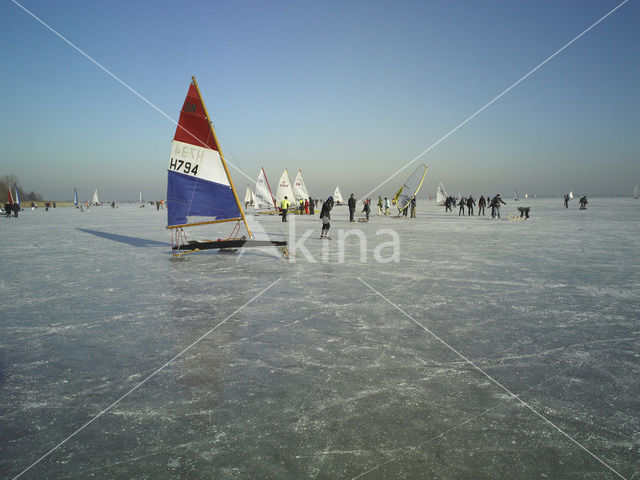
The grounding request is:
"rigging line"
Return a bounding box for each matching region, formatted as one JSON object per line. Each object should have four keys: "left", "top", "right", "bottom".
{"left": 10, "top": 0, "right": 255, "bottom": 185}
{"left": 11, "top": 276, "right": 283, "bottom": 480}
{"left": 360, "top": 0, "right": 629, "bottom": 201}
{"left": 357, "top": 277, "right": 628, "bottom": 480}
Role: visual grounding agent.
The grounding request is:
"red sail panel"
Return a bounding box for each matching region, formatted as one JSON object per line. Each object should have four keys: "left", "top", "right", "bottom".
{"left": 173, "top": 82, "right": 220, "bottom": 151}
{"left": 7, "top": 188, "right": 14, "bottom": 204}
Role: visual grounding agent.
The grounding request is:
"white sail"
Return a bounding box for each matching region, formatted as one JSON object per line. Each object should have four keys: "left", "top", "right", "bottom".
{"left": 333, "top": 186, "right": 344, "bottom": 204}
{"left": 139, "top": 187, "right": 143, "bottom": 204}
{"left": 292, "top": 170, "right": 310, "bottom": 203}
{"left": 634, "top": 184, "right": 638, "bottom": 199}
{"left": 251, "top": 190, "right": 256, "bottom": 205}
{"left": 436, "top": 182, "right": 448, "bottom": 206}
{"left": 91, "top": 189, "right": 100, "bottom": 205}
{"left": 569, "top": 191, "right": 574, "bottom": 199}
{"left": 254, "top": 167, "right": 277, "bottom": 210}
{"left": 276, "top": 169, "right": 295, "bottom": 208}
{"left": 244, "top": 185, "right": 253, "bottom": 204}
{"left": 525, "top": 193, "right": 528, "bottom": 199}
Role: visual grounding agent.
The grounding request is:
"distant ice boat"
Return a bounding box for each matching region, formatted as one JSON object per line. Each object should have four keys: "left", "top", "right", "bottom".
{"left": 333, "top": 186, "right": 344, "bottom": 205}
{"left": 254, "top": 167, "right": 278, "bottom": 213}
{"left": 276, "top": 169, "right": 295, "bottom": 210}
{"left": 91, "top": 189, "right": 100, "bottom": 206}
{"left": 293, "top": 170, "right": 310, "bottom": 205}
{"left": 436, "top": 182, "right": 448, "bottom": 206}
{"left": 634, "top": 184, "right": 638, "bottom": 199}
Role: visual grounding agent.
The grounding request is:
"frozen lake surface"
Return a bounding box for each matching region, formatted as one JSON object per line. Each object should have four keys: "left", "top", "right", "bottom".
{"left": 1, "top": 198, "right": 639, "bottom": 479}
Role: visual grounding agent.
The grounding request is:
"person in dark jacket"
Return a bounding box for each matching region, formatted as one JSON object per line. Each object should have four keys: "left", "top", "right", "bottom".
{"left": 458, "top": 197, "right": 466, "bottom": 216}
{"left": 444, "top": 196, "right": 452, "bottom": 212}
{"left": 309, "top": 197, "right": 314, "bottom": 215}
{"left": 320, "top": 196, "right": 334, "bottom": 238}
{"left": 13, "top": 203, "right": 19, "bottom": 217}
{"left": 348, "top": 193, "right": 356, "bottom": 222}
{"left": 362, "top": 199, "right": 371, "bottom": 221}
{"left": 579, "top": 196, "right": 588, "bottom": 210}
{"left": 466, "top": 195, "right": 475, "bottom": 216}
{"left": 517, "top": 206, "right": 530, "bottom": 219}
{"left": 489, "top": 193, "right": 506, "bottom": 219}
{"left": 478, "top": 195, "right": 486, "bottom": 215}
{"left": 410, "top": 196, "right": 416, "bottom": 218}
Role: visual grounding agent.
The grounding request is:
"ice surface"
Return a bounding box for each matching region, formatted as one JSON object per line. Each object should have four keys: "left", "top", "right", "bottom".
{"left": 1, "top": 199, "right": 639, "bottom": 479}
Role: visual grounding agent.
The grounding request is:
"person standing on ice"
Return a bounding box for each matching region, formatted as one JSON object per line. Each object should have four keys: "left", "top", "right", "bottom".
{"left": 320, "top": 196, "right": 334, "bottom": 238}
{"left": 564, "top": 193, "right": 570, "bottom": 208}
{"left": 384, "top": 197, "right": 390, "bottom": 215}
{"left": 489, "top": 193, "right": 506, "bottom": 219}
{"left": 348, "top": 193, "right": 357, "bottom": 222}
{"left": 458, "top": 196, "right": 466, "bottom": 216}
{"left": 281, "top": 196, "right": 290, "bottom": 222}
{"left": 362, "top": 199, "right": 371, "bottom": 221}
{"left": 466, "top": 195, "right": 475, "bottom": 216}
{"left": 410, "top": 196, "right": 416, "bottom": 218}
{"left": 309, "top": 197, "right": 314, "bottom": 215}
{"left": 377, "top": 196, "right": 383, "bottom": 215}
{"left": 477, "top": 195, "right": 486, "bottom": 215}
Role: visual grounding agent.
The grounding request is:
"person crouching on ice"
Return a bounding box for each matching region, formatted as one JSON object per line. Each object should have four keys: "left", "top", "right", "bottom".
{"left": 517, "top": 206, "right": 530, "bottom": 219}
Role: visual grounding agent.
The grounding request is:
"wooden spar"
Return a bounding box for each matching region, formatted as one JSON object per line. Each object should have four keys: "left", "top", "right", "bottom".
{"left": 166, "top": 217, "right": 244, "bottom": 230}
{"left": 190, "top": 76, "right": 253, "bottom": 238}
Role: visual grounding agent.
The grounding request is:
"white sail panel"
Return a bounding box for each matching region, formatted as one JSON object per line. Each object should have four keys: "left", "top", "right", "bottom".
{"left": 244, "top": 185, "right": 253, "bottom": 203}
{"left": 293, "top": 170, "right": 309, "bottom": 202}
{"left": 436, "top": 182, "right": 447, "bottom": 205}
{"left": 91, "top": 189, "right": 100, "bottom": 205}
{"left": 333, "top": 186, "right": 344, "bottom": 204}
{"left": 276, "top": 169, "right": 295, "bottom": 207}
{"left": 169, "top": 140, "right": 229, "bottom": 187}
{"left": 255, "top": 168, "right": 276, "bottom": 210}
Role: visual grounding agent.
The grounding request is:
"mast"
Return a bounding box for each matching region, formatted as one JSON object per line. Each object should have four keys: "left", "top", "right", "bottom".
{"left": 190, "top": 76, "right": 252, "bottom": 238}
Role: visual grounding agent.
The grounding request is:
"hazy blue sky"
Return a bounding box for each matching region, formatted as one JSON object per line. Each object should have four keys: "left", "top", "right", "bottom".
{"left": 1, "top": 0, "right": 638, "bottom": 201}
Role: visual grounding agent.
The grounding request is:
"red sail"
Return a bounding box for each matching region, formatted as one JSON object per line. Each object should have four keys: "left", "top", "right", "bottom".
{"left": 173, "top": 82, "right": 220, "bottom": 151}
{"left": 7, "top": 187, "right": 14, "bottom": 204}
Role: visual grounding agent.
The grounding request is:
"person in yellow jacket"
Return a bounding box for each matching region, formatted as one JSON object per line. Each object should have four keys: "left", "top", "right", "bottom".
{"left": 281, "top": 196, "right": 290, "bottom": 222}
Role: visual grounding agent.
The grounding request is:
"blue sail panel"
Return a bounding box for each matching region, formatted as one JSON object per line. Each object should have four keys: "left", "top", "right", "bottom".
{"left": 167, "top": 170, "right": 240, "bottom": 227}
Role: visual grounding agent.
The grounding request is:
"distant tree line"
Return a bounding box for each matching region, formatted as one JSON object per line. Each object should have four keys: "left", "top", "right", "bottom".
{"left": 0, "top": 174, "right": 43, "bottom": 203}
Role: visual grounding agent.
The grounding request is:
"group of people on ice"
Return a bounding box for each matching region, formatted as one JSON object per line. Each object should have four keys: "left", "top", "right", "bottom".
{"left": 564, "top": 193, "right": 589, "bottom": 209}
{"left": 443, "top": 194, "right": 508, "bottom": 219}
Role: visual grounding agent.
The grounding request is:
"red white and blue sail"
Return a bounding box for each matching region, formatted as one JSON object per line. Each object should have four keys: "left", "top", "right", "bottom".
{"left": 167, "top": 80, "right": 242, "bottom": 227}
{"left": 14, "top": 184, "right": 20, "bottom": 206}
{"left": 74, "top": 187, "right": 78, "bottom": 207}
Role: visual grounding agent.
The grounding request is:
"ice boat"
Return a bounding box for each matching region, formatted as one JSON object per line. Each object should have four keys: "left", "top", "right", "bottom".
{"left": 166, "top": 76, "right": 286, "bottom": 254}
